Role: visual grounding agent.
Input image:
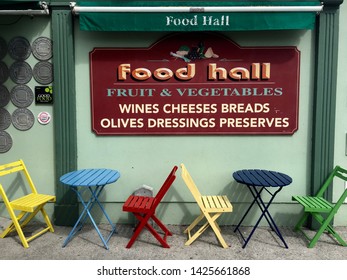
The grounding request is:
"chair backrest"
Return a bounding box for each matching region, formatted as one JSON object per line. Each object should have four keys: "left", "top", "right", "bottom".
{"left": 316, "top": 165, "right": 347, "bottom": 200}
{"left": 180, "top": 163, "right": 204, "bottom": 208}
{"left": 0, "top": 159, "right": 38, "bottom": 195}
{"left": 153, "top": 166, "right": 178, "bottom": 207}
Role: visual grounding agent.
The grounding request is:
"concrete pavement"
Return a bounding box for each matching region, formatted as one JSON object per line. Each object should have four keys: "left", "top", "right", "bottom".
{"left": 1, "top": 218, "right": 347, "bottom": 260}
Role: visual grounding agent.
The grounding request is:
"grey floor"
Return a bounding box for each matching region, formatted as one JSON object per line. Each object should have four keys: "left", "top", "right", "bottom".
{"left": 1, "top": 217, "right": 347, "bottom": 260}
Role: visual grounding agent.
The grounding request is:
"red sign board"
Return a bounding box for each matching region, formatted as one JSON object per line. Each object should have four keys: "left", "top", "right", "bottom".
{"left": 90, "top": 33, "right": 299, "bottom": 135}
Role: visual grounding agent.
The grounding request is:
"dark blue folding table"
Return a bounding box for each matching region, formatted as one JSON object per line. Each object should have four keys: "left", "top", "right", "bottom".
{"left": 60, "top": 168, "right": 120, "bottom": 249}
{"left": 233, "top": 169, "right": 292, "bottom": 249}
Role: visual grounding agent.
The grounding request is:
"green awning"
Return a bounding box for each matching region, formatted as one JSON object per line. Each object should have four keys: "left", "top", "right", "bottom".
{"left": 74, "top": 1, "right": 323, "bottom": 31}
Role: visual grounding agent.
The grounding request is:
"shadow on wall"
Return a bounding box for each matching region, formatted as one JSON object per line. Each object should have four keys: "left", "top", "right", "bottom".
{"left": 0, "top": 173, "right": 29, "bottom": 216}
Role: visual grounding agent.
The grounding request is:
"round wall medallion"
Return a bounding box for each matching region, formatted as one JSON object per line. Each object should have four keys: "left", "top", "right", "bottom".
{"left": 0, "top": 37, "right": 7, "bottom": 60}
{"left": 12, "top": 108, "right": 35, "bottom": 131}
{"left": 37, "top": 111, "right": 51, "bottom": 125}
{"left": 10, "top": 85, "right": 34, "bottom": 108}
{"left": 32, "top": 37, "right": 53, "bottom": 61}
{"left": 0, "top": 61, "right": 9, "bottom": 84}
{"left": 0, "top": 85, "right": 10, "bottom": 107}
{"left": 8, "top": 36, "right": 31, "bottom": 60}
{"left": 33, "top": 61, "right": 53, "bottom": 85}
{"left": 9, "top": 61, "right": 32, "bottom": 84}
{"left": 0, "top": 131, "right": 13, "bottom": 153}
{"left": 0, "top": 108, "right": 11, "bottom": 130}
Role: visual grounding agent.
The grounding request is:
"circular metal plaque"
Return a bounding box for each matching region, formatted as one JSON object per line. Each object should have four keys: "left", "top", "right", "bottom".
{"left": 8, "top": 36, "right": 31, "bottom": 60}
{"left": 0, "top": 61, "right": 9, "bottom": 84}
{"left": 11, "top": 85, "right": 34, "bottom": 108}
{"left": 32, "top": 37, "right": 52, "bottom": 61}
{"left": 0, "top": 85, "right": 10, "bottom": 107}
{"left": 0, "top": 37, "right": 7, "bottom": 60}
{"left": 0, "top": 108, "right": 11, "bottom": 130}
{"left": 33, "top": 61, "right": 53, "bottom": 85}
{"left": 9, "top": 61, "right": 32, "bottom": 84}
{"left": 0, "top": 131, "right": 12, "bottom": 153}
{"left": 12, "top": 108, "right": 35, "bottom": 131}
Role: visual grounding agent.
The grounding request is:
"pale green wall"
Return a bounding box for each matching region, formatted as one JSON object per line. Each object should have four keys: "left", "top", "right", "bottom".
{"left": 333, "top": 3, "right": 347, "bottom": 225}
{"left": 74, "top": 25, "right": 315, "bottom": 226}
{"left": 0, "top": 16, "right": 55, "bottom": 218}
{"left": 1, "top": 5, "right": 346, "bottom": 227}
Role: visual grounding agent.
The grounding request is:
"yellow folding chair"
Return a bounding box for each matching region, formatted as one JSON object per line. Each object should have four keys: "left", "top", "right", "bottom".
{"left": 180, "top": 163, "right": 233, "bottom": 248}
{"left": 0, "top": 159, "right": 56, "bottom": 248}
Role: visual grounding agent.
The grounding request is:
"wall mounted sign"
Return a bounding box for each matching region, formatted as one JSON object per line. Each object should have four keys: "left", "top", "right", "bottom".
{"left": 12, "top": 108, "right": 34, "bottom": 131}
{"left": 90, "top": 33, "right": 300, "bottom": 135}
{"left": 11, "top": 85, "right": 34, "bottom": 108}
{"left": 8, "top": 36, "right": 31, "bottom": 61}
{"left": 79, "top": 1, "right": 321, "bottom": 31}
{"left": 33, "top": 61, "right": 53, "bottom": 84}
{"left": 32, "top": 37, "right": 53, "bottom": 61}
{"left": 0, "top": 131, "right": 12, "bottom": 153}
{"left": 9, "top": 61, "right": 32, "bottom": 84}
{"left": 35, "top": 86, "right": 53, "bottom": 104}
{"left": 0, "top": 108, "right": 11, "bottom": 130}
{"left": 0, "top": 85, "right": 10, "bottom": 107}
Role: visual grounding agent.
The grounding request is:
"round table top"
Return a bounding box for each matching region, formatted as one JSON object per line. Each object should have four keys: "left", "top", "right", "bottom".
{"left": 60, "top": 168, "right": 120, "bottom": 187}
{"left": 233, "top": 169, "right": 292, "bottom": 187}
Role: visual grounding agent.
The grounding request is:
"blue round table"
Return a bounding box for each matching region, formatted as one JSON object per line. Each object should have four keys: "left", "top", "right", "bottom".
{"left": 233, "top": 169, "right": 292, "bottom": 249}
{"left": 60, "top": 168, "right": 120, "bottom": 249}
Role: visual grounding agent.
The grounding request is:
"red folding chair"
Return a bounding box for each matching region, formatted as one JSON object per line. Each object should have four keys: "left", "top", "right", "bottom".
{"left": 122, "top": 166, "right": 178, "bottom": 248}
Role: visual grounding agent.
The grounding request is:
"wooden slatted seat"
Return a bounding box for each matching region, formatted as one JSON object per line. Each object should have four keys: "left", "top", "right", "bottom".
{"left": 123, "top": 196, "right": 155, "bottom": 213}
{"left": 10, "top": 193, "right": 55, "bottom": 212}
{"left": 293, "top": 196, "right": 333, "bottom": 213}
{"left": 201, "top": 196, "right": 232, "bottom": 213}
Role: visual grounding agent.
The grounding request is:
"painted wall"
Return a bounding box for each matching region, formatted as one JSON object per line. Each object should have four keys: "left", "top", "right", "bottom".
{"left": 0, "top": 16, "right": 55, "bottom": 219}
{"left": 74, "top": 25, "right": 314, "bottom": 226}
{"left": 1, "top": 4, "right": 346, "bottom": 227}
{"left": 333, "top": 3, "right": 347, "bottom": 225}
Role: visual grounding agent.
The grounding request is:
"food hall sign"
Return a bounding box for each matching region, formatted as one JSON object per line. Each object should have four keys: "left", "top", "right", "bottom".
{"left": 90, "top": 33, "right": 299, "bottom": 135}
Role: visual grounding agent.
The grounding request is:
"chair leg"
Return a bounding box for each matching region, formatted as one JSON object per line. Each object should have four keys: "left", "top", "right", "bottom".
{"left": 184, "top": 213, "right": 204, "bottom": 234}
{"left": 0, "top": 211, "right": 29, "bottom": 248}
{"left": 126, "top": 212, "right": 171, "bottom": 248}
{"left": 0, "top": 211, "right": 25, "bottom": 237}
{"left": 308, "top": 212, "right": 347, "bottom": 248}
{"left": 185, "top": 212, "right": 228, "bottom": 248}
{"left": 40, "top": 207, "right": 55, "bottom": 233}
{"left": 151, "top": 214, "right": 172, "bottom": 237}
{"left": 126, "top": 213, "right": 149, "bottom": 248}
{"left": 144, "top": 220, "right": 170, "bottom": 248}
{"left": 325, "top": 225, "right": 347, "bottom": 246}
{"left": 294, "top": 212, "right": 309, "bottom": 231}
{"left": 207, "top": 213, "right": 229, "bottom": 248}
{"left": 17, "top": 207, "right": 42, "bottom": 228}
{"left": 185, "top": 220, "right": 210, "bottom": 246}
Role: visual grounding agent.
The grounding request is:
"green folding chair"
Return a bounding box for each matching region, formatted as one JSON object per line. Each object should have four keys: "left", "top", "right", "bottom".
{"left": 292, "top": 165, "right": 347, "bottom": 248}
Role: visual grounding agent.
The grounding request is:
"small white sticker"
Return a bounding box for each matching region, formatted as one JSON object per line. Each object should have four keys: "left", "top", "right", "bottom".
{"left": 37, "top": 111, "right": 51, "bottom": 125}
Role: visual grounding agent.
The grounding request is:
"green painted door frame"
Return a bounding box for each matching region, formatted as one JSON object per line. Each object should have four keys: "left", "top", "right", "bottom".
{"left": 51, "top": 5, "right": 78, "bottom": 226}
{"left": 49, "top": 1, "right": 344, "bottom": 226}
{"left": 309, "top": 0, "right": 344, "bottom": 228}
